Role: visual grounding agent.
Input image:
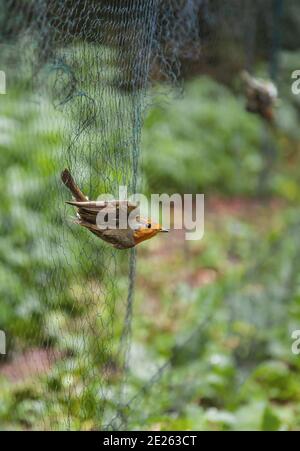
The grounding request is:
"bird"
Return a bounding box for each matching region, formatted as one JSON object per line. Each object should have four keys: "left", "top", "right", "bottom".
{"left": 241, "top": 71, "right": 278, "bottom": 122}
{"left": 61, "top": 169, "right": 168, "bottom": 249}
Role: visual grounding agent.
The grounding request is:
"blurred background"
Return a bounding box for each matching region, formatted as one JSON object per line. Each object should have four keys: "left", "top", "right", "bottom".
{"left": 1, "top": 0, "right": 300, "bottom": 431}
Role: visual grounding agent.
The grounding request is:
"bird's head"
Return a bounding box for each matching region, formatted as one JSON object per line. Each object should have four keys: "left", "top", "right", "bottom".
{"left": 133, "top": 217, "right": 168, "bottom": 245}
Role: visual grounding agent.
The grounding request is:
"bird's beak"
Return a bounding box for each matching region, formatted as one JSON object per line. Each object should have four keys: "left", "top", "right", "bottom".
{"left": 160, "top": 228, "right": 169, "bottom": 233}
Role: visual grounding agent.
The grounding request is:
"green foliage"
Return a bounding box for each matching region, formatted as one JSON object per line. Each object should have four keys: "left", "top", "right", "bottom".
{"left": 142, "top": 74, "right": 300, "bottom": 199}
{"left": 143, "top": 77, "right": 263, "bottom": 195}
{"left": 2, "top": 69, "right": 300, "bottom": 430}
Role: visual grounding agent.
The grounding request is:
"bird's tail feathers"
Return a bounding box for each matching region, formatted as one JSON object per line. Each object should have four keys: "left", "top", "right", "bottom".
{"left": 61, "top": 168, "right": 87, "bottom": 202}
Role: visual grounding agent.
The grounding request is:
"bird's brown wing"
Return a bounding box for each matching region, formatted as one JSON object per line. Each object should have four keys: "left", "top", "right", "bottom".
{"left": 66, "top": 200, "right": 138, "bottom": 211}
{"left": 66, "top": 200, "right": 139, "bottom": 228}
{"left": 61, "top": 169, "right": 139, "bottom": 246}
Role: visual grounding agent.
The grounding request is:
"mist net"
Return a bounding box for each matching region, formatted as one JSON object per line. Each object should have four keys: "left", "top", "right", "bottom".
{"left": 0, "top": 0, "right": 203, "bottom": 430}
{"left": 0, "top": 0, "right": 283, "bottom": 430}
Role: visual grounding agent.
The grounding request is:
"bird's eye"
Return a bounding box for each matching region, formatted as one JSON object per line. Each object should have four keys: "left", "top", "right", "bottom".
{"left": 147, "top": 223, "right": 151, "bottom": 229}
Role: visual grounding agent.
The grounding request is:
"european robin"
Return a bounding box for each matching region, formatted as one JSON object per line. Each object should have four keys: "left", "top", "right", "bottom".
{"left": 61, "top": 169, "right": 168, "bottom": 249}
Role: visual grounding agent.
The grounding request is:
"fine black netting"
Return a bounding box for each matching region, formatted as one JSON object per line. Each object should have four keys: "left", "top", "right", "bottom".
{"left": 0, "top": 0, "right": 287, "bottom": 431}
{"left": 1, "top": 0, "right": 161, "bottom": 430}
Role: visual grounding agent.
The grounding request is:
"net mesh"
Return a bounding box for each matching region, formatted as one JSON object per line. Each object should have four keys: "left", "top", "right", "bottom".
{"left": 0, "top": 0, "right": 286, "bottom": 431}
{"left": 1, "top": 0, "right": 162, "bottom": 430}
